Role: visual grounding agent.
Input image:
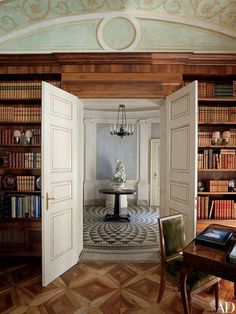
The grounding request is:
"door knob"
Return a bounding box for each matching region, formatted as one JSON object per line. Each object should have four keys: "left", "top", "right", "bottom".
{"left": 46, "top": 192, "right": 55, "bottom": 210}
{"left": 154, "top": 172, "right": 158, "bottom": 179}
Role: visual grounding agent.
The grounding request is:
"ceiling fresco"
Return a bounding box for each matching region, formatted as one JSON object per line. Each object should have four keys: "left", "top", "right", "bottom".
{"left": 0, "top": 0, "right": 235, "bottom": 52}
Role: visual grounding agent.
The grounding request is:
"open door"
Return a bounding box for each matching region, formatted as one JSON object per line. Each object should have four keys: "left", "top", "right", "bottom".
{"left": 163, "top": 81, "right": 197, "bottom": 242}
{"left": 42, "top": 82, "right": 83, "bottom": 286}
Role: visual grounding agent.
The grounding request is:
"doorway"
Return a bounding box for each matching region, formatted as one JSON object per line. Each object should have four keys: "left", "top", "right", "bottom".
{"left": 81, "top": 99, "right": 161, "bottom": 260}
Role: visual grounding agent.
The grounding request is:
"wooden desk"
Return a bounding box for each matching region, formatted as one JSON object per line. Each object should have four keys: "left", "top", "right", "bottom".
{"left": 181, "top": 224, "right": 236, "bottom": 314}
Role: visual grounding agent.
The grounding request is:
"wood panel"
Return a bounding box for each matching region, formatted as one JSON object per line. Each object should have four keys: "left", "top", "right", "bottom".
{"left": 62, "top": 72, "right": 182, "bottom": 82}
{"left": 62, "top": 64, "right": 184, "bottom": 73}
{"left": 62, "top": 81, "right": 182, "bottom": 98}
{"left": 0, "top": 52, "right": 235, "bottom": 99}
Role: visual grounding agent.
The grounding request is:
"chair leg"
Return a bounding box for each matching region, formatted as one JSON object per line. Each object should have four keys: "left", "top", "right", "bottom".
{"left": 157, "top": 267, "right": 166, "bottom": 303}
{"left": 214, "top": 281, "right": 219, "bottom": 312}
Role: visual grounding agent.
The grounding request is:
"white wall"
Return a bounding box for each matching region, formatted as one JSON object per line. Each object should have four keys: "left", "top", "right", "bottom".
{"left": 83, "top": 103, "right": 160, "bottom": 206}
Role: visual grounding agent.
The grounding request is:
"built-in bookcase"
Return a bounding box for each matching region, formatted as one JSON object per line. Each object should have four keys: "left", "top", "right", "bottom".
{"left": 0, "top": 76, "right": 60, "bottom": 256}
{"left": 185, "top": 78, "right": 236, "bottom": 232}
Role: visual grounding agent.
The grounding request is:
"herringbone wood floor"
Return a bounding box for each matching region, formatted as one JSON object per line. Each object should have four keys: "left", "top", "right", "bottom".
{"left": 0, "top": 257, "right": 235, "bottom": 313}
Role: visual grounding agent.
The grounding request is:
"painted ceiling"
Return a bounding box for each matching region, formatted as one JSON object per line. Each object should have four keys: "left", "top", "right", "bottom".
{"left": 0, "top": 0, "right": 235, "bottom": 52}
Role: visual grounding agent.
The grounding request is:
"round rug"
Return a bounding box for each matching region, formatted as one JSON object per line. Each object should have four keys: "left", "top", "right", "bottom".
{"left": 83, "top": 205, "right": 159, "bottom": 250}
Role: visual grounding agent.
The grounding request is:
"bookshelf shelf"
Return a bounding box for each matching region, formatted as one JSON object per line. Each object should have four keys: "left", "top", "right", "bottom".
{"left": 198, "top": 169, "right": 236, "bottom": 172}
{"left": 199, "top": 122, "right": 236, "bottom": 125}
{"left": 199, "top": 98, "right": 236, "bottom": 102}
{"left": 199, "top": 146, "right": 236, "bottom": 149}
{"left": 0, "top": 190, "right": 41, "bottom": 193}
{"left": 198, "top": 192, "right": 236, "bottom": 195}
{"left": 0, "top": 98, "right": 41, "bottom": 101}
{"left": 0, "top": 121, "right": 41, "bottom": 125}
{"left": 0, "top": 218, "right": 41, "bottom": 227}
{"left": 0, "top": 144, "right": 41, "bottom": 147}
{"left": 0, "top": 168, "right": 41, "bottom": 170}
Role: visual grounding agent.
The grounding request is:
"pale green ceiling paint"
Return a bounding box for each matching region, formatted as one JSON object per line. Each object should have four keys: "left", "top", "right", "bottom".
{"left": 0, "top": 0, "right": 235, "bottom": 52}
{"left": 0, "top": 19, "right": 102, "bottom": 51}
{"left": 137, "top": 19, "right": 236, "bottom": 51}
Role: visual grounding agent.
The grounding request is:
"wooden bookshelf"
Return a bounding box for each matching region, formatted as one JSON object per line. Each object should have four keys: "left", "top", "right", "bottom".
{"left": 0, "top": 76, "right": 60, "bottom": 256}
{"left": 196, "top": 78, "right": 236, "bottom": 229}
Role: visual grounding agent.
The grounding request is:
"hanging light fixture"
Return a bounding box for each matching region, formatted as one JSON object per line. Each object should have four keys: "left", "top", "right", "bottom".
{"left": 110, "top": 104, "right": 134, "bottom": 138}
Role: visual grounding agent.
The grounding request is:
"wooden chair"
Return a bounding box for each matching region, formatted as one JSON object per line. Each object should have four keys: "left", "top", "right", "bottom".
{"left": 157, "top": 214, "right": 219, "bottom": 313}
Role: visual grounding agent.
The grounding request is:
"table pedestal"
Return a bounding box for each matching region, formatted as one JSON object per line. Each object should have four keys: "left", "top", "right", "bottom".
{"left": 105, "top": 192, "right": 130, "bottom": 222}
{"left": 99, "top": 188, "right": 136, "bottom": 222}
{"left": 105, "top": 194, "right": 127, "bottom": 208}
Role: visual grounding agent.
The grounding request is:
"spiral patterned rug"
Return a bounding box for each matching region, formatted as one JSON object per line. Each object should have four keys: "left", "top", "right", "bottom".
{"left": 83, "top": 205, "right": 159, "bottom": 250}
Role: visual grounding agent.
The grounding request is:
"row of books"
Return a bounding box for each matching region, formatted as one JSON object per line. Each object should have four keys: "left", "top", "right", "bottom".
{"left": 0, "top": 152, "right": 41, "bottom": 169}
{"left": 0, "top": 81, "right": 60, "bottom": 99}
{"left": 0, "top": 106, "right": 41, "bottom": 122}
{"left": 197, "top": 197, "right": 236, "bottom": 219}
{"left": 198, "top": 106, "right": 236, "bottom": 123}
{"left": 197, "top": 82, "right": 235, "bottom": 98}
{"left": 198, "top": 131, "right": 236, "bottom": 146}
{"left": 1, "top": 194, "right": 40, "bottom": 219}
{"left": 198, "top": 149, "right": 236, "bottom": 169}
{"left": 207, "top": 180, "right": 229, "bottom": 192}
{"left": 17, "top": 176, "right": 35, "bottom": 191}
{"left": 0, "top": 128, "right": 41, "bottom": 145}
{"left": 215, "top": 84, "right": 234, "bottom": 98}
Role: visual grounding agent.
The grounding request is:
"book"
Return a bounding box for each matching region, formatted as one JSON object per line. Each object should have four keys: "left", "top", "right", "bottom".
{"left": 195, "top": 226, "right": 233, "bottom": 248}
{"left": 208, "top": 200, "right": 215, "bottom": 219}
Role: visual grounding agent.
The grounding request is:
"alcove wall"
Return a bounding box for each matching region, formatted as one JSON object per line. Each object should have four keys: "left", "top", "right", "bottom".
{"left": 83, "top": 101, "right": 160, "bottom": 206}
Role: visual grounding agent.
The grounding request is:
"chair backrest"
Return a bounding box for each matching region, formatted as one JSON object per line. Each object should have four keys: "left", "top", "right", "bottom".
{"left": 158, "top": 214, "right": 186, "bottom": 263}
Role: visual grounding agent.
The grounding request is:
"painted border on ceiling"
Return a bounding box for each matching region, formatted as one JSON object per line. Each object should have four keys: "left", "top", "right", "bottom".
{"left": 0, "top": 1, "right": 235, "bottom": 52}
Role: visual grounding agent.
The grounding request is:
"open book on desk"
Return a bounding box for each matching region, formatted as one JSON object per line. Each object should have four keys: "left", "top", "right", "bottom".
{"left": 195, "top": 225, "right": 233, "bottom": 248}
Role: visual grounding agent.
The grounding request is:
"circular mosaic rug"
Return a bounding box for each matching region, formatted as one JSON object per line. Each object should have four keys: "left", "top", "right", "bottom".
{"left": 83, "top": 205, "right": 159, "bottom": 250}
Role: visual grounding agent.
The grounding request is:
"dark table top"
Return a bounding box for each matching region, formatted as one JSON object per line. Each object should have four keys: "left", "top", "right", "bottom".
{"left": 99, "top": 188, "right": 136, "bottom": 195}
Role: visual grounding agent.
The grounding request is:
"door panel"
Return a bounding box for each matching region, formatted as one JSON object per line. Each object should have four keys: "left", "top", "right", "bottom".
{"left": 42, "top": 82, "right": 83, "bottom": 286}
{"left": 165, "top": 81, "right": 197, "bottom": 242}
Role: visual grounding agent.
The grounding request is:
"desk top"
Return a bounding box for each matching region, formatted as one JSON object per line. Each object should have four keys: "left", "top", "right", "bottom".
{"left": 183, "top": 224, "right": 236, "bottom": 280}
{"left": 99, "top": 188, "right": 136, "bottom": 195}
{"left": 184, "top": 224, "right": 236, "bottom": 262}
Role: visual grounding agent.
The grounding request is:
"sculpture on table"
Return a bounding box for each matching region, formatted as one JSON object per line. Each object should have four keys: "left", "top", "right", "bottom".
{"left": 112, "top": 158, "right": 126, "bottom": 184}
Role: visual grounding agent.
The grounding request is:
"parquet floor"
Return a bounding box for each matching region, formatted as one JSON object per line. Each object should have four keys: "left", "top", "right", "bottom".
{"left": 0, "top": 257, "right": 235, "bottom": 313}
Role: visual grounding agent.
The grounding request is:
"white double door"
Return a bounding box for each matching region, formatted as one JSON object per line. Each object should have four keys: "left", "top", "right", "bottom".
{"left": 41, "top": 82, "right": 83, "bottom": 286}
{"left": 41, "top": 80, "right": 198, "bottom": 285}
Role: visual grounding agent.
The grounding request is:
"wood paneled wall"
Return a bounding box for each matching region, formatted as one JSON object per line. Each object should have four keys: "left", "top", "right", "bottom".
{"left": 0, "top": 53, "right": 236, "bottom": 99}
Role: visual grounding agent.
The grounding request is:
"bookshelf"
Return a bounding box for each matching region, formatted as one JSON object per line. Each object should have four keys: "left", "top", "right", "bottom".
{"left": 0, "top": 76, "right": 61, "bottom": 256}
{"left": 195, "top": 78, "right": 236, "bottom": 233}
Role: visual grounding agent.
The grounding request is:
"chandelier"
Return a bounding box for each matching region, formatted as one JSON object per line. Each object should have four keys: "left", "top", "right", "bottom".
{"left": 110, "top": 104, "right": 134, "bottom": 138}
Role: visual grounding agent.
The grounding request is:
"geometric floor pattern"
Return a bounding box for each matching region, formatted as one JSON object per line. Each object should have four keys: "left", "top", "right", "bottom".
{"left": 0, "top": 257, "right": 235, "bottom": 314}
{"left": 83, "top": 206, "right": 159, "bottom": 250}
